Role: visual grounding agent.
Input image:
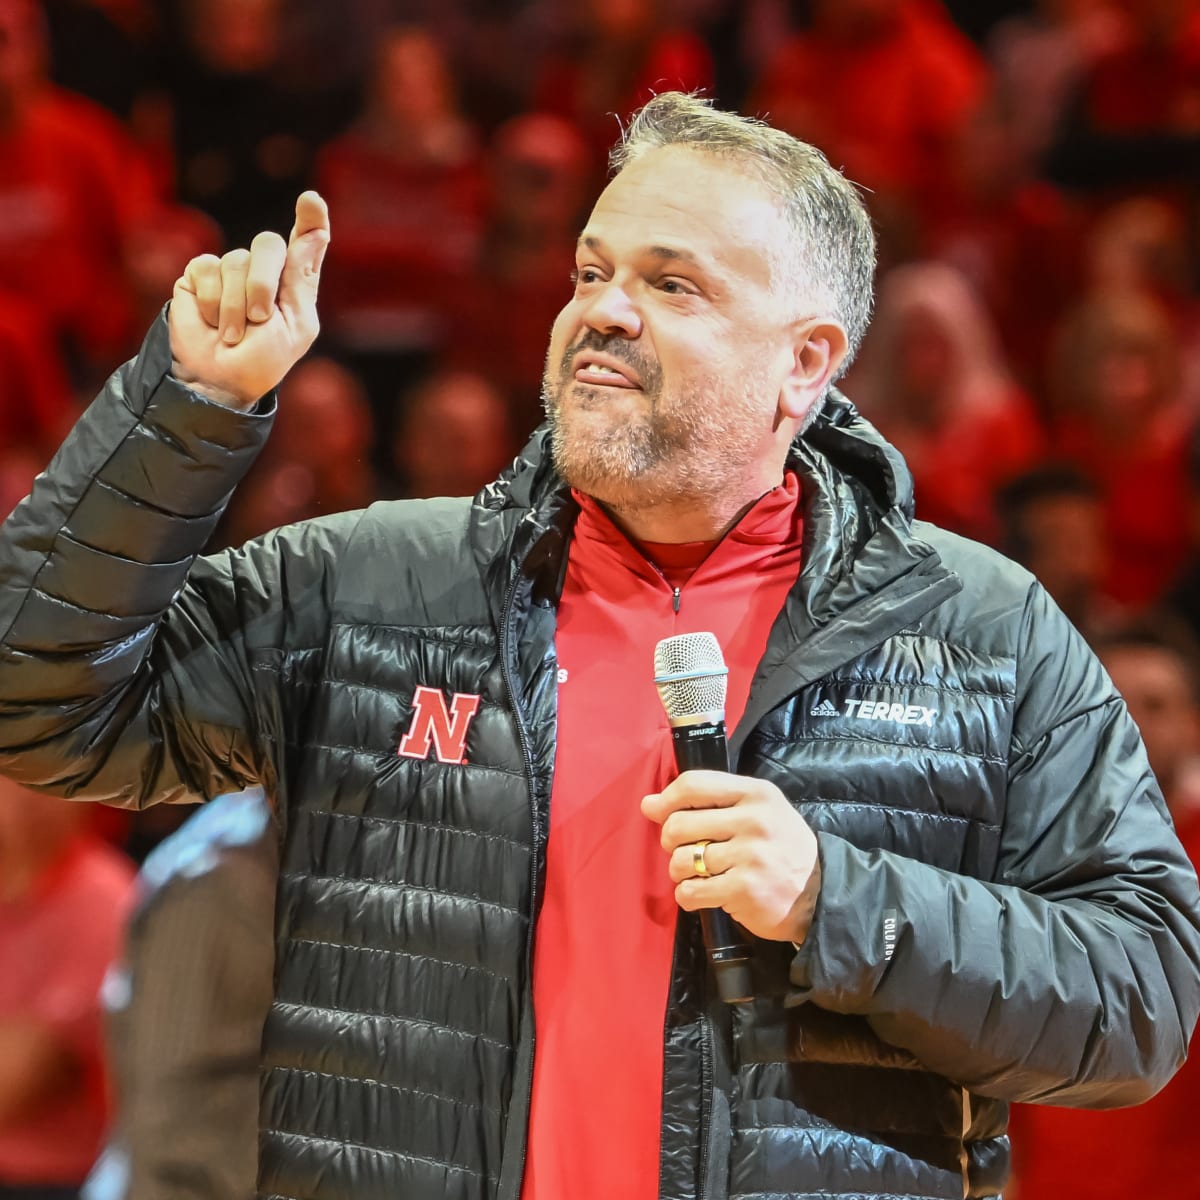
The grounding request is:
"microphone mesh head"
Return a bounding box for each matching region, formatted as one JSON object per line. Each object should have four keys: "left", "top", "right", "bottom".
{"left": 653, "top": 632, "right": 728, "bottom": 723}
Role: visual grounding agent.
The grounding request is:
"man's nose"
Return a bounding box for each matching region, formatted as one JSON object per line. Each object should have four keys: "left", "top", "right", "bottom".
{"left": 582, "top": 282, "right": 642, "bottom": 339}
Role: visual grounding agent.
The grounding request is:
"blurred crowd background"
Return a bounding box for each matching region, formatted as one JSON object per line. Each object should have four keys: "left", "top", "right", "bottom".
{"left": 2, "top": 0, "right": 1200, "bottom": 1197}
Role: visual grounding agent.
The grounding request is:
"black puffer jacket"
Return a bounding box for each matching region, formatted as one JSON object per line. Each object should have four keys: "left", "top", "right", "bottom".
{"left": 2, "top": 318, "right": 1199, "bottom": 1200}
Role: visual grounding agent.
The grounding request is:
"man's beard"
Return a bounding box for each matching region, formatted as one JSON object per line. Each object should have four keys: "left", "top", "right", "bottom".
{"left": 542, "top": 333, "right": 770, "bottom": 510}
{"left": 542, "top": 334, "right": 682, "bottom": 506}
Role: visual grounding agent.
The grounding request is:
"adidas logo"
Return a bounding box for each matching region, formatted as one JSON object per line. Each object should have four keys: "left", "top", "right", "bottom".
{"left": 810, "top": 696, "right": 938, "bottom": 727}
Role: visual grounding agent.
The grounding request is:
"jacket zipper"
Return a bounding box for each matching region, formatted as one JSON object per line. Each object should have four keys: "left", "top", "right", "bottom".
{"left": 696, "top": 1003, "right": 715, "bottom": 1199}
{"left": 498, "top": 552, "right": 543, "bottom": 1200}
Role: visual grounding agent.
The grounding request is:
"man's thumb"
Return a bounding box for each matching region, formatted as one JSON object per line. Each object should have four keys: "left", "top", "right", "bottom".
{"left": 280, "top": 191, "right": 330, "bottom": 315}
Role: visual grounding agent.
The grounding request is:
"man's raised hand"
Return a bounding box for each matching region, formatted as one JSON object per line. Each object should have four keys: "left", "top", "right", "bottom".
{"left": 169, "top": 192, "right": 330, "bottom": 409}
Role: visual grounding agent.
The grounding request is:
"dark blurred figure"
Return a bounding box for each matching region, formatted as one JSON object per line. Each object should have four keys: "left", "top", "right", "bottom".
{"left": 534, "top": 0, "right": 713, "bottom": 161}
{"left": 843, "top": 261, "right": 1044, "bottom": 543}
{"left": 996, "top": 463, "right": 1121, "bottom": 640}
{"left": 391, "top": 369, "right": 514, "bottom": 500}
{"left": 448, "top": 112, "right": 591, "bottom": 432}
{"left": 160, "top": 0, "right": 359, "bottom": 248}
{"left": 43, "top": 0, "right": 159, "bottom": 121}
{"left": 0, "top": 781, "right": 134, "bottom": 1200}
{"left": 749, "top": 0, "right": 988, "bottom": 261}
{"left": 1048, "top": 287, "right": 1196, "bottom": 609}
{"left": 0, "top": 0, "right": 156, "bottom": 380}
{"left": 1045, "top": 0, "right": 1200, "bottom": 190}
{"left": 314, "top": 25, "right": 485, "bottom": 434}
{"left": 220, "top": 357, "right": 377, "bottom": 546}
{"left": 84, "top": 790, "right": 276, "bottom": 1200}
{"left": 1010, "top": 621, "right": 1200, "bottom": 1200}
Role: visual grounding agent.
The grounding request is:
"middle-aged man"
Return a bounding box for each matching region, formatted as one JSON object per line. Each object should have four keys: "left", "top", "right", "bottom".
{"left": 0, "top": 92, "right": 1198, "bottom": 1200}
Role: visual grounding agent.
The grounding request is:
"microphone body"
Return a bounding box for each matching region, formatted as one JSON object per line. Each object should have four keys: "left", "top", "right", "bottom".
{"left": 654, "top": 633, "right": 754, "bottom": 1004}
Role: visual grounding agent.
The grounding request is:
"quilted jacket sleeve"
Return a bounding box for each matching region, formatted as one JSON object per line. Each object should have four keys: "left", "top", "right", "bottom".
{"left": 0, "top": 315, "right": 354, "bottom": 807}
{"left": 791, "top": 581, "right": 1200, "bottom": 1106}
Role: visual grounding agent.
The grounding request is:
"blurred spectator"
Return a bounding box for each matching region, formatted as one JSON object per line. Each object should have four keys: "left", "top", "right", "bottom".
{"left": 925, "top": 93, "right": 1085, "bottom": 387}
{"left": 314, "top": 25, "right": 485, "bottom": 424}
{"left": 1045, "top": 0, "right": 1200, "bottom": 190}
{"left": 0, "top": 291, "right": 75, "bottom": 518}
{"left": 987, "top": 0, "right": 1124, "bottom": 163}
{"left": 448, "top": 112, "right": 591, "bottom": 432}
{"left": 995, "top": 463, "right": 1122, "bottom": 640}
{"left": 123, "top": 204, "right": 223, "bottom": 342}
{"left": 85, "top": 789, "right": 276, "bottom": 1200}
{"left": 1048, "top": 287, "right": 1195, "bottom": 608}
{"left": 161, "top": 0, "right": 359, "bottom": 248}
{"left": 1163, "top": 425, "right": 1200, "bottom": 645}
{"left": 219, "top": 357, "right": 377, "bottom": 546}
{"left": 534, "top": 0, "right": 713, "bottom": 161}
{"left": 0, "top": 0, "right": 157, "bottom": 380}
{"left": 1084, "top": 195, "right": 1200, "bottom": 403}
{"left": 391, "top": 369, "right": 515, "bottom": 499}
{"left": 843, "top": 262, "right": 1045, "bottom": 542}
{"left": 1010, "top": 620, "right": 1200, "bottom": 1199}
{"left": 749, "top": 0, "right": 988, "bottom": 258}
{"left": 0, "top": 781, "right": 134, "bottom": 1200}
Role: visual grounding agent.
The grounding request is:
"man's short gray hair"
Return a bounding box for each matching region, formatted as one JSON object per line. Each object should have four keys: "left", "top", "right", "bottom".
{"left": 610, "top": 92, "right": 877, "bottom": 373}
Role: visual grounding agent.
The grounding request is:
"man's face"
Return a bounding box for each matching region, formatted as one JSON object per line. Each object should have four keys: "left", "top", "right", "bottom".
{"left": 542, "top": 146, "right": 803, "bottom": 512}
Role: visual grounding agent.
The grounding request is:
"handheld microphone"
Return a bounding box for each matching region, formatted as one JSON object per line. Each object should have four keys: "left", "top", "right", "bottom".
{"left": 653, "top": 632, "right": 754, "bottom": 1004}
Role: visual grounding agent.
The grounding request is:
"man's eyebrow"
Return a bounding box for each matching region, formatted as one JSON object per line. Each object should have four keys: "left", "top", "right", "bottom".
{"left": 576, "top": 235, "right": 707, "bottom": 270}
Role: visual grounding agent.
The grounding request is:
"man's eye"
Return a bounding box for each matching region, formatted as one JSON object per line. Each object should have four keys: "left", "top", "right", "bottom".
{"left": 572, "top": 268, "right": 601, "bottom": 286}
{"left": 659, "top": 279, "right": 689, "bottom": 294}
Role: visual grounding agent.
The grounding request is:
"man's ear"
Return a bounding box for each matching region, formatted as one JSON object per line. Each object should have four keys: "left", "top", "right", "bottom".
{"left": 779, "top": 319, "right": 850, "bottom": 421}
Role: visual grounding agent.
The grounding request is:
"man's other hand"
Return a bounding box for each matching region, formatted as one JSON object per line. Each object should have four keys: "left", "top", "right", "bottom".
{"left": 169, "top": 191, "right": 330, "bottom": 410}
{"left": 642, "top": 771, "right": 822, "bottom": 946}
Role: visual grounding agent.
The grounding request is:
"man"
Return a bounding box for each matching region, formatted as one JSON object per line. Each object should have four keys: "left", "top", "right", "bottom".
{"left": 0, "top": 92, "right": 1198, "bottom": 1200}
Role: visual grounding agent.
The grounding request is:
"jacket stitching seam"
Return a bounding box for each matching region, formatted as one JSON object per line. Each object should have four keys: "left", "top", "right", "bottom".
{"left": 819, "top": 675, "right": 1016, "bottom": 701}
{"left": 760, "top": 732, "right": 1007, "bottom": 766}
{"left": 299, "top": 808, "right": 528, "bottom": 851}
{"left": 329, "top": 620, "right": 494, "bottom": 643}
{"left": 260, "top": 1127, "right": 496, "bottom": 1181}
{"left": 258, "top": 734, "right": 528, "bottom": 780}
{"left": 286, "top": 934, "right": 510, "bottom": 983}
{"left": 277, "top": 870, "right": 523, "bottom": 916}
{"left": 269, "top": 1064, "right": 502, "bottom": 1115}
{"left": 274, "top": 998, "right": 511, "bottom": 1051}
{"left": 800, "top": 798, "right": 1000, "bottom": 832}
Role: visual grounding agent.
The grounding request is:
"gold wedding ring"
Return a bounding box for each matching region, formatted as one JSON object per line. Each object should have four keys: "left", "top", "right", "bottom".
{"left": 693, "top": 839, "right": 712, "bottom": 878}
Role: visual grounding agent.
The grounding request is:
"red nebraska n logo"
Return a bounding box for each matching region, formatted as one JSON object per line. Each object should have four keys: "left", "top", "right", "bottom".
{"left": 397, "top": 686, "right": 482, "bottom": 765}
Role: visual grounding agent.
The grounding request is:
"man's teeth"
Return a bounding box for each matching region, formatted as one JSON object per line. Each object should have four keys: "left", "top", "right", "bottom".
{"left": 589, "top": 363, "right": 619, "bottom": 373}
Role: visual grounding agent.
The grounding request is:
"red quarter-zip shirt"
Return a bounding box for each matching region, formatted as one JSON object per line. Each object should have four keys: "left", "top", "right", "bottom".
{"left": 520, "top": 472, "right": 804, "bottom": 1200}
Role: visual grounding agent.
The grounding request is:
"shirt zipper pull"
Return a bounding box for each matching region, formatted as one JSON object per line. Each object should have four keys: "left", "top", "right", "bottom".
{"left": 672, "top": 586, "right": 681, "bottom": 613}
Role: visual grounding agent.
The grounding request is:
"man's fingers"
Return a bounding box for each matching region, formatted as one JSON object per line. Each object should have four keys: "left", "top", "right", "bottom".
{"left": 218, "top": 248, "right": 251, "bottom": 344}
{"left": 280, "top": 190, "right": 330, "bottom": 329}
{"left": 246, "top": 231, "right": 288, "bottom": 323}
{"left": 642, "top": 770, "right": 751, "bottom": 823}
{"left": 179, "top": 254, "right": 223, "bottom": 328}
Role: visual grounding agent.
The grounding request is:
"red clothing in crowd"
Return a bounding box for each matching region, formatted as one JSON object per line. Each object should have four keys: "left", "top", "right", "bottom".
{"left": 314, "top": 131, "right": 485, "bottom": 354}
{"left": 1081, "top": 10, "right": 1200, "bottom": 135}
{"left": 1052, "top": 410, "right": 1194, "bottom": 609}
{"left": 521, "top": 474, "right": 804, "bottom": 1200}
{"left": 1010, "top": 805, "right": 1200, "bottom": 1198}
{"left": 749, "top": 0, "right": 987, "bottom": 202}
{"left": 0, "top": 835, "right": 135, "bottom": 1186}
{"left": 0, "top": 87, "right": 154, "bottom": 365}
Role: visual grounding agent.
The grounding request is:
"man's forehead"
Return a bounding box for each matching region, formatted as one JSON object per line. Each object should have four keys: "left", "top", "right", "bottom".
{"left": 579, "top": 147, "right": 786, "bottom": 276}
